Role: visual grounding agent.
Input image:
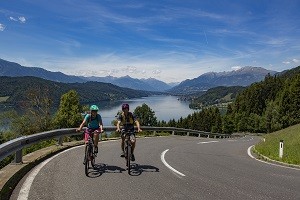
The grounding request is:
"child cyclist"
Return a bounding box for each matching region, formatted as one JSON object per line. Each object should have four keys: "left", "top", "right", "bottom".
{"left": 76, "top": 105, "right": 103, "bottom": 154}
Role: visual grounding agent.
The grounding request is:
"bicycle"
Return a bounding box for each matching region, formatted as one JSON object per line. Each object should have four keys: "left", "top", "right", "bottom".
{"left": 83, "top": 131, "right": 99, "bottom": 176}
{"left": 122, "top": 130, "right": 136, "bottom": 175}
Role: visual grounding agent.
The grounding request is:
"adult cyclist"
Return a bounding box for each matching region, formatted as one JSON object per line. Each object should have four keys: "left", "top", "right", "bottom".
{"left": 116, "top": 103, "right": 142, "bottom": 161}
{"left": 77, "top": 105, "right": 103, "bottom": 154}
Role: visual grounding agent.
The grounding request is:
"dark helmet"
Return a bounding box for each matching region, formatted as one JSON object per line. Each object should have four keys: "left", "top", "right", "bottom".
{"left": 122, "top": 103, "right": 129, "bottom": 110}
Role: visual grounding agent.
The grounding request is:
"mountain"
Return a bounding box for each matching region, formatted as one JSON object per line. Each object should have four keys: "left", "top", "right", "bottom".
{"left": 0, "top": 58, "right": 86, "bottom": 83}
{"left": 82, "top": 75, "right": 171, "bottom": 91}
{"left": 168, "top": 66, "right": 277, "bottom": 95}
{"left": 0, "top": 58, "right": 170, "bottom": 92}
{"left": 0, "top": 76, "right": 155, "bottom": 105}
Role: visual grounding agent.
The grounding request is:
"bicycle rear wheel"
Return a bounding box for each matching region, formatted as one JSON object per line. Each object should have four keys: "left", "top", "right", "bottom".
{"left": 84, "top": 145, "right": 89, "bottom": 176}
{"left": 127, "top": 144, "right": 131, "bottom": 174}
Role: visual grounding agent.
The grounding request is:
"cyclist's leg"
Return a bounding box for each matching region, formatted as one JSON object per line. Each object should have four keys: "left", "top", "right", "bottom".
{"left": 94, "top": 129, "right": 101, "bottom": 147}
{"left": 94, "top": 129, "right": 101, "bottom": 153}
{"left": 83, "top": 129, "right": 91, "bottom": 163}
{"left": 131, "top": 133, "right": 136, "bottom": 154}
{"left": 130, "top": 132, "right": 136, "bottom": 161}
{"left": 84, "top": 129, "right": 92, "bottom": 145}
{"left": 120, "top": 131, "right": 125, "bottom": 157}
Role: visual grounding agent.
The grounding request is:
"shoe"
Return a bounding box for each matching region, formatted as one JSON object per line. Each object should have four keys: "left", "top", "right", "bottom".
{"left": 120, "top": 151, "right": 125, "bottom": 157}
{"left": 94, "top": 146, "right": 98, "bottom": 154}
{"left": 131, "top": 154, "right": 135, "bottom": 161}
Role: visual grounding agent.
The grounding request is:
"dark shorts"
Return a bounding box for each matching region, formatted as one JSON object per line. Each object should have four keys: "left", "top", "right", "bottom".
{"left": 121, "top": 129, "right": 135, "bottom": 137}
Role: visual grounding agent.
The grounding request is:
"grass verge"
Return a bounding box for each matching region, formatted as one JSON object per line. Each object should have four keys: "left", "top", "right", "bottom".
{"left": 255, "top": 123, "right": 300, "bottom": 165}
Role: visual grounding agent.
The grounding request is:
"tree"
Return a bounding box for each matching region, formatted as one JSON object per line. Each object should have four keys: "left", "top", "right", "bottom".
{"left": 53, "top": 90, "right": 82, "bottom": 128}
{"left": 134, "top": 103, "right": 157, "bottom": 126}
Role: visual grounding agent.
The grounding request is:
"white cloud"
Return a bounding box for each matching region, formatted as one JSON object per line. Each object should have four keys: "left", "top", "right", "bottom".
{"left": 19, "top": 16, "right": 26, "bottom": 23}
{"left": 231, "top": 66, "right": 241, "bottom": 71}
{"left": 123, "top": 66, "right": 137, "bottom": 73}
{"left": 283, "top": 59, "right": 299, "bottom": 65}
{"left": 9, "top": 17, "right": 18, "bottom": 21}
{"left": 152, "top": 69, "right": 161, "bottom": 74}
{"left": 292, "top": 58, "right": 299, "bottom": 63}
{"left": 9, "top": 16, "right": 26, "bottom": 23}
{"left": 0, "top": 23, "right": 5, "bottom": 31}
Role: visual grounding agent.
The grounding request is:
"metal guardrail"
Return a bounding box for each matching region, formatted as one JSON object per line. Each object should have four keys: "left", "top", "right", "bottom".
{"left": 0, "top": 126, "right": 232, "bottom": 164}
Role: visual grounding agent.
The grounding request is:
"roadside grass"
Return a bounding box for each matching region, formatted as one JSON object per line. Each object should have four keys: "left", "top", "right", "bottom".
{"left": 255, "top": 123, "right": 300, "bottom": 165}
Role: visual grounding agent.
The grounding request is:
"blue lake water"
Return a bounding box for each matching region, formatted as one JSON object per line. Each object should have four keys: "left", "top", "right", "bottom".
{"left": 0, "top": 95, "right": 198, "bottom": 130}
{"left": 97, "top": 95, "right": 197, "bottom": 126}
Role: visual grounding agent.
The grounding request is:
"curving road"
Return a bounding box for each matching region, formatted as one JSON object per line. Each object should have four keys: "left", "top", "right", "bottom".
{"left": 10, "top": 136, "right": 300, "bottom": 200}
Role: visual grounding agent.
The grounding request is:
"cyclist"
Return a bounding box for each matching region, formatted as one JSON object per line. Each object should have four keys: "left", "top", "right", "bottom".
{"left": 116, "top": 103, "right": 142, "bottom": 161}
{"left": 77, "top": 105, "right": 103, "bottom": 154}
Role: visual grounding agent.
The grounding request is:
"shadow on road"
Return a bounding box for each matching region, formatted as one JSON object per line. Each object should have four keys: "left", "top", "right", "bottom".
{"left": 129, "top": 163, "right": 160, "bottom": 176}
{"left": 86, "top": 163, "right": 160, "bottom": 177}
{"left": 87, "top": 163, "right": 125, "bottom": 178}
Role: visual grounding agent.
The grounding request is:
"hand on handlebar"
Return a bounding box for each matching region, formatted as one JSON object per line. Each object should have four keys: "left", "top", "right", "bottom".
{"left": 76, "top": 128, "right": 81, "bottom": 132}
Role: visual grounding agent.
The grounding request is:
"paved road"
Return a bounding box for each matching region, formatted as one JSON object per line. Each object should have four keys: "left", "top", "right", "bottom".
{"left": 10, "top": 136, "right": 300, "bottom": 200}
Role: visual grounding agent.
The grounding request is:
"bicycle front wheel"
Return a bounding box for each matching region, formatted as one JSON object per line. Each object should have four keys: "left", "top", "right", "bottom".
{"left": 127, "top": 144, "right": 131, "bottom": 174}
{"left": 84, "top": 145, "right": 89, "bottom": 176}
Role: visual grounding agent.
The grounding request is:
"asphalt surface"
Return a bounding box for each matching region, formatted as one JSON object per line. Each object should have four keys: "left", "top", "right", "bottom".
{"left": 10, "top": 136, "right": 300, "bottom": 200}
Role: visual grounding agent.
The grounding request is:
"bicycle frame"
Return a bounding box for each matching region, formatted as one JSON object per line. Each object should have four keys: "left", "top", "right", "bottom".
{"left": 84, "top": 131, "right": 96, "bottom": 176}
{"left": 122, "top": 130, "right": 135, "bottom": 174}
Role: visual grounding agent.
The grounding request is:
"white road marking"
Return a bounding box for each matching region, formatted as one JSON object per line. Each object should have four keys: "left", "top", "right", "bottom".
{"left": 247, "top": 145, "right": 300, "bottom": 171}
{"left": 227, "top": 140, "right": 237, "bottom": 142}
{"left": 17, "top": 146, "right": 82, "bottom": 200}
{"left": 197, "top": 141, "right": 219, "bottom": 144}
{"left": 161, "top": 149, "right": 185, "bottom": 177}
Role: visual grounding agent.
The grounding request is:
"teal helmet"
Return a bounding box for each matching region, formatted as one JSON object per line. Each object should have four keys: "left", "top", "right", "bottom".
{"left": 90, "top": 105, "right": 99, "bottom": 111}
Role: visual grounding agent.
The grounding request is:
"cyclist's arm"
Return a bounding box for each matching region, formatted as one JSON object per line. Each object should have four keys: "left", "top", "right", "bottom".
{"left": 135, "top": 120, "right": 142, "bottom": 132}
{"left": 77, "top": 119, "right": 87, "bottom": 132}
{"left": 116, "top": 120, "right": 121, "bottom": 132}
{"left": 98, "top": 115, "right": 104, "bottom": 132}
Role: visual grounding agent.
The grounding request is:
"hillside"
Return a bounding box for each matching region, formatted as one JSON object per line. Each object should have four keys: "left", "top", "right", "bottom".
{"left": 189, "top": 86, "right": 245, "bottom": 108}
{"left": 0, "top": 76, "right": 155, "bottom": 105}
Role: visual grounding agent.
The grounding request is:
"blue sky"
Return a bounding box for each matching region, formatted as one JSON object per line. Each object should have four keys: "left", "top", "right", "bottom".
{"left": 1, "top": 0, "right": 300, "bottom": 83}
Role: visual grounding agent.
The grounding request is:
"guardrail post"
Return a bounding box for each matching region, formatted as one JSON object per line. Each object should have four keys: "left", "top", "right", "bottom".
{"left": 198, "top": 134, "right": 200, "bottom": 137}
{"left": 172, "top": 131, "right": 175, "bottom": 136}
{"left": 207, "top": 135, "right": 209, "bottom": 138}
{"left": 14, "top": 149, "right": 23, "bottom": 164}
{"left": 187, "top": 132, "right": 189, "bottom": 136}
{"left": 57, "top": 136, "right": 64, "bottom": 146}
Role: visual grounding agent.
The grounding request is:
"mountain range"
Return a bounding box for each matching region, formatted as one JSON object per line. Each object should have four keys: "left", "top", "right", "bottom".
{"left": 0, "top": 58, "right": 277, "bottom": 94}
{"left": 168, "top": 67, "right": 277, "bottom": 94}
{"left": 0, "top": 59, "right": 171, "bottom": 92}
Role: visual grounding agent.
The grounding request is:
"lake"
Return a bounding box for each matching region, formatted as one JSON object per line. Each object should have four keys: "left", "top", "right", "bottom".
{"left": 0, "top": 95, "right": 198, "bottom": 129}
{"left": 97, "top": 95, "right": 197, "bottom": 126}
